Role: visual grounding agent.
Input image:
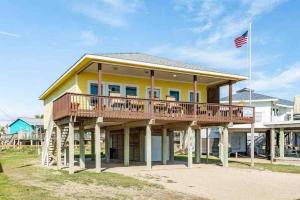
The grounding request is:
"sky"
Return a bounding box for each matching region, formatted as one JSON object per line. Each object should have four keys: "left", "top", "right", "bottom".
{"left": 0, "top": 0, "right": 300, "bottom": 125}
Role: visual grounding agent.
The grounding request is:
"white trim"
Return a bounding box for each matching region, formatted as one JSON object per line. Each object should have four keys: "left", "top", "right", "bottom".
{"left": 146, "top": 87, "right": 162, "bottom": 99}
{"left": 221, "top": 99, "right": 279, "bottom": 103}
{"left": 275, "top": 104, "right": 293, "bottom": 108}
{"left": 188, "top": 90, "right": 201, "bottom": 103}
{"left": 124, "top": 84, "right": 140, "bottom": 97}
{"left": 87, "top": 80, "right": 106, "bottom": 95}
{"left": 106, "top": 82, "right": 122, "bottom": 96}
{"left": 168, "top": 88, "right": 181, "bottom": 101}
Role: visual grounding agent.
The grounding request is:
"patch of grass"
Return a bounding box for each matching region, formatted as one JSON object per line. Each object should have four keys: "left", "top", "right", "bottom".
{"left": 175, "top": 153, "right": 300, "bottom": 174}
{"left": 0, "top": 173, "right": 56, "bottom": 200}
{"left": 0, "top": 147, "right": 164, "bottom": 200}
{"left": 230, "top": 160, "right": 300, "bottom": 174}
{"left": 175, "top": 153, "right": 221, "bottom": 165}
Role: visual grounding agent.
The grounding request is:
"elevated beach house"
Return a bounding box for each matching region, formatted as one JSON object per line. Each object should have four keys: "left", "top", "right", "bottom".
{"left": 39, "top": 53, "right": 254, "bottom": 174}
{"left": 6, "top": 117, "right": 43, "bottom": 145}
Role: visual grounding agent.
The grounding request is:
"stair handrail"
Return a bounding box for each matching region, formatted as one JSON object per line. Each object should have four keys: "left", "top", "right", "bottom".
{"left": 42, "top": 113, "right": 54, "bottom": 166}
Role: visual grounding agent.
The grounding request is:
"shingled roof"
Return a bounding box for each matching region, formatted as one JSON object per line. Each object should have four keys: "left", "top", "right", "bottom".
{"left": 221, "top": 88, "right": 293, "bottom": 106}
{"left": 97, "top": 53, "right": 230, "bottom": 74}
{"left": 9, "top": 117, "right": 43, "bottom": 127}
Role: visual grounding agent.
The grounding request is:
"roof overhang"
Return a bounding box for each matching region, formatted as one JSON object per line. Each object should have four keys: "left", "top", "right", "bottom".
{"left": 264, "top": 120, "right": 300, "bottom": 128}
{"left": 39, "top": 54, "right": 248, "bottom": 100}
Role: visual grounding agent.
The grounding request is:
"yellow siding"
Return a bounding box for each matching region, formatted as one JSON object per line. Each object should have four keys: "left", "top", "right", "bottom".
{"left": 78, "top": 72, "right": 207, "bottom": 102}
{"left": 43, "top": 72, "right": 208, "bottom": 129}
{"left": 43, "top": 76, "right": 77, "bottom": 129}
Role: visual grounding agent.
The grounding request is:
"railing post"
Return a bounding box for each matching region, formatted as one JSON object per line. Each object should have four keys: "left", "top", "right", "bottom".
{"left": 98, "top": 63, "right": 103, "bottom": 116}
{"left": 193, "top": 75, "right": 197, "bottom": 117}
{"left": 229, "top": 81, "right": 233, "bottom": 121}
{"left": 150, "top": 70, "right": 154, "bottom": 117}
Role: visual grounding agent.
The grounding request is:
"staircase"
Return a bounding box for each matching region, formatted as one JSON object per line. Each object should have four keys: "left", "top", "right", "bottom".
{"left": 247, "top": 134, "right": 266, "bottom": 156}
{"left": 42, "top": 115, "right": 69, "bottom": 166}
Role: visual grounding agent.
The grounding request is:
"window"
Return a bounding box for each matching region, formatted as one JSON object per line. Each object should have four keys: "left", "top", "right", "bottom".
{"left": 108, "top": 84, "right": 121, "bottom": 95}
{"left": 147, "top": 88, "right": 161, "bottom": 99}
{"left": 89, "top": 83, "right": 104, "bottom": 95}
{"left": 255, "top": 112, "right": 263, "bottom": 122}
{"left": 125, "top": 86, "right": 137, "bottom": 96}
{"left": 169, "top": 90, "right": 180, "bottom": 101}
{"left": 189, "top": 92, "right": 200, "bottom": 103}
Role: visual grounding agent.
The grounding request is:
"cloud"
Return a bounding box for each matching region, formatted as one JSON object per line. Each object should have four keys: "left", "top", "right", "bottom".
{"left": 80, "top": 30, "right": 100, "bottom": 46}
{"left": 71, "top": 0, "right": 142, "bottom": 27}
{"left": 174, "top": 0, "right": 286, "bottom": 45}
{"left": 252, "top": 62, "right": 300, "bottom": 91}
{"left": 148, "top": 0, "right": 286, "bottom": 71}
{"left": 147, "top": 44, "right": 247, "bottom": 70}
{"left": 0, "top": 31, "right": 20, "bottom": 38}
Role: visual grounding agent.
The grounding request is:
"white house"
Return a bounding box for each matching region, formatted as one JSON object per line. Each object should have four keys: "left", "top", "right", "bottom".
{"left": 221, "top": 88, "right": 298, "bottom": 157}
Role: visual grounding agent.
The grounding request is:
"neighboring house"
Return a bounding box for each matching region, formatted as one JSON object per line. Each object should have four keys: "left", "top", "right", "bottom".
{"left": 221, "top": 88, "right": 299, "bottom": 158}
{"left": 9, "top": 117, "right": 44, "bottom": 135}
{"left": 39, "top": 53, "right": 254, "bottom": 173}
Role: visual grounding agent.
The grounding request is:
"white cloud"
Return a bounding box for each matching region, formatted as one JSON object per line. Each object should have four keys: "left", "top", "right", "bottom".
{"left": 80, "top": 30, "right": 100, "bottom": 46}
{"left": 0, "top": 31, "right": 20, "bottom": 38}
{"left": 71, "top": 0, "right": 142, "bottom": 27}
{"left": 152, "top": 0, "right": 287, "bottom": 71}
{"left": 147, "top": 44, "right": 247, "bottom": 70}
{"left": 252, "top": 62, "right": 300, "bottom": 91}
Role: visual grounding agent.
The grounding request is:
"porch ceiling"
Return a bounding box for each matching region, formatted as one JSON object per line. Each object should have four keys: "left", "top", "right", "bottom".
{"left": 84, "top": 62, "right": 230, "bottom": 86}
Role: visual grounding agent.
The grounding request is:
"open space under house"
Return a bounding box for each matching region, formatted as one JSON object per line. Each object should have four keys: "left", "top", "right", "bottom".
{"left": 39, "top": 53, "right": 255, "bottom": 174}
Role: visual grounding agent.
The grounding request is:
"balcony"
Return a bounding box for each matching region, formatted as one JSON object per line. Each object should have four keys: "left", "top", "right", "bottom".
{"left": 53, "top": 93, "right": 254, "bottom": 124}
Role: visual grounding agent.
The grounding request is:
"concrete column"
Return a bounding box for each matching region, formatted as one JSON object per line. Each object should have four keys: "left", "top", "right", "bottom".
{"left": 195, "top": 129, "right": 202, "bottom": 163}
{"left": 169, "top": 131, "right": 174, "bottom": 162}
{"left": 106, "top": 130, "right": 110, "bottom": 163}
{"left": 68, "top": 122, "right": 75, "bottom": 174}
{"left": 219, "top": 128, "right": 223, "bottom": 162}
{"left": 139, "top": 130, "right": 145, "bottom": 162}
{"left": 64, "top": 147, "right": 67, "bottom": 167}
{"left": 206, "top": 128, "right": 209, "bottom": 163}
{"left": 250, "top": 123, "right": 255, "bottom": 167}
{"left": 56, "top": 125, "right": 62, "bottom": 170}
{"left": 223, "top": 126, "right": 229, "bottom": 167}
{"left": 95, "top": 121, "right": 101, "bottom": 173}
{"left": 162, "top": 127, "right": 168, "bottom": 165}
{"left": 91, "top": 131, "right": 95, "bottom": 161}
{"left": 279, "top": 128, "right": 285, "bottom": 158}
{"left": 124, "top": 126, "right": 130, "bottom": 166}
{"left": 146, "top": 124, "right": 152, "bottom": 170}
{"left": 79, "top": 124, "right": 85, "bottom": 169}
{"left": 187, "top": 126, "right": 193, "bottom": 168}
{"left": 270, "top": 128, "right": 275, "bottom": 163}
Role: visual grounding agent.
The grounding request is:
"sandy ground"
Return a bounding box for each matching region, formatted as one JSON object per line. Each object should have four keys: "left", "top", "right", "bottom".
{"left": 103, "top": 162, "right": 300, "bottom": 200}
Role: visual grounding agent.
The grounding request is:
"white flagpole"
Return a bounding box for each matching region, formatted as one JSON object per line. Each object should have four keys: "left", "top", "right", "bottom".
{"left": 249, "top": 19, "right": 255, "bottom": 167}
{"left": 249, "top": 20, "right": 252, "bottom": 106}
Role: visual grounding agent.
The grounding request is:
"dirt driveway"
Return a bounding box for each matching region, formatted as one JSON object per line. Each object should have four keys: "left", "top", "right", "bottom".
{"left": 106, "top": 162, "right": 300, "bottom": 200}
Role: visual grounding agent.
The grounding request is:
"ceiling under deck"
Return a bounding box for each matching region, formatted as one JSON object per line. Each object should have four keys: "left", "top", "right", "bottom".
{"left": 83, "top": 62, "right": 233, "bottom": 86}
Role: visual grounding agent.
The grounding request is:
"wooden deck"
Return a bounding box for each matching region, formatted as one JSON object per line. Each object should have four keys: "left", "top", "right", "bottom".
{"left": 53, "top": 93, "right": 254, "bottom": 124}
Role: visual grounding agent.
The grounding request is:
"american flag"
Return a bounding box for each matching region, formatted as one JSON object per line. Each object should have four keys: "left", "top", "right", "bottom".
{"left": 234, "top": 31, "right": 248, "bottom": 48}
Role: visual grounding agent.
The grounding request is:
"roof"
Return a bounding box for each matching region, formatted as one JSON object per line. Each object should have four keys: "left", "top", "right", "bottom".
{"left": 39, "top": 53, "right": 248, "bottom": 100}
{"left": 221, "top": 88, "right": 294, "bottom": 106}
{"left": 9, "top": 117, "right": 44, "bottom": 127}
{"left": 99, "top": 53, "right": 222, "bottom": 73}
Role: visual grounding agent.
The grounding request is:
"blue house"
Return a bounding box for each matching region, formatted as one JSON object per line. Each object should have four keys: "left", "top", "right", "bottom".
{"left": 9, "top": 117, "right": 44, "bottom": 135}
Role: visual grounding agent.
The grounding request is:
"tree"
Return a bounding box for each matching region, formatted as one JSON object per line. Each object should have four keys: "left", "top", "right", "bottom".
{"left": 34, "top": 114, "right": 44, "bottom": 119}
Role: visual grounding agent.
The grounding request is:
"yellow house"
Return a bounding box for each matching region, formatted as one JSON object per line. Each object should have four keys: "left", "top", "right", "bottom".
{"left": 39, "top": 53, "right": 254, "bottom": 174}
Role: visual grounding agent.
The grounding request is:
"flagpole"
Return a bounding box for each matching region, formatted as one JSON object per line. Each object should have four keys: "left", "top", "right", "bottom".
{"left": 249, "top": 20, "right": 252, "bottom": 106}
{"left": 249, "top": 19, "right": 255, "bottom": 167}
